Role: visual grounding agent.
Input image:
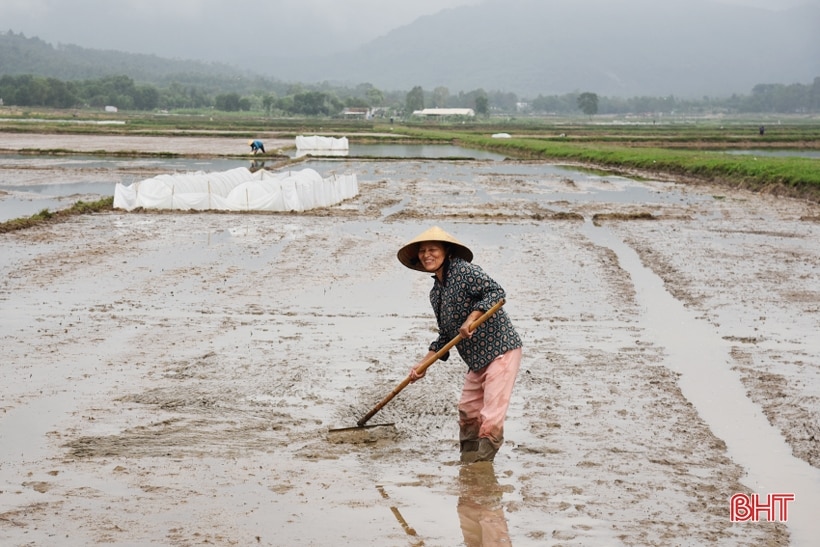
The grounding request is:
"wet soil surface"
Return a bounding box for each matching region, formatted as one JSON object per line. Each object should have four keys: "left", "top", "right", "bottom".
{"left": 1, "top": 134, "right": 819, "bottom": 546}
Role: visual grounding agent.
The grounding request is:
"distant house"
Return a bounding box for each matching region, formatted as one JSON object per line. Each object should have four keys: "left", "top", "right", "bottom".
{"left": 412, "top": 108, "right": 475, "bottom": 118}
{"left": 104, "top": 105, "right": 118, "bottom": 113}
{"left": 341, "top": 107, "right": 371, "bottom": 119}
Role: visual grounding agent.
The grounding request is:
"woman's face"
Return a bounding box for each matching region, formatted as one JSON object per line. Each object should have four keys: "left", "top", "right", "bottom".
{"left": 417, "top": 241, "right": 446, "bottom": 273}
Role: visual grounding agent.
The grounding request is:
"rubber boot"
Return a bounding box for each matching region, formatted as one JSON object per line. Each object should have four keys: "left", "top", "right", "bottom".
{"left": 460, "top": 439, "right": 480, "bottom": 463}
{"left": 459, "top": 417, "right": 481, "bottom": 464}
{"left": 474, "top": 437, "right": 500, "bottom": 462}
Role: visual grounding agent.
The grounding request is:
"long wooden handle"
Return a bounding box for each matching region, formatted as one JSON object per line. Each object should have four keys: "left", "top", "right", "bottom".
{"left": 356, "top": 299, "right": 505, "bottom": 427}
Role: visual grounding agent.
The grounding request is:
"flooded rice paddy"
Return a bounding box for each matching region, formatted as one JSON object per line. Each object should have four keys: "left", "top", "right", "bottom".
{"left": 0, "top": 145, "right": 504, "bottom": 222}
{"left": 1, "top": 134, "right": 819, "bottom": 546}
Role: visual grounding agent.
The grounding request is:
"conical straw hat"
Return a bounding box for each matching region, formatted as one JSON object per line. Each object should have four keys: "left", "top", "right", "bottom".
{"left": 397, "top": 226, "right": 473, "bottom": 272}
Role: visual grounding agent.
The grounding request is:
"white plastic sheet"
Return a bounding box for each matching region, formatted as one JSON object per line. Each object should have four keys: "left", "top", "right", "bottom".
{"left": 295, "top": 135, "right": 349, "bottom": 157}
{"left": 113, "top": 167, "right": 358, "bottom": 212}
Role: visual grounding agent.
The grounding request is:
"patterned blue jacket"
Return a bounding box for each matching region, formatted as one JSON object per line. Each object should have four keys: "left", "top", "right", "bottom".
{"left": 428, "top": 257, "right": 522, "bottom": 371}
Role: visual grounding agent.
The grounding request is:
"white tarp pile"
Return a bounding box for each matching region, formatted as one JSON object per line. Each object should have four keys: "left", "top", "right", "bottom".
{"left": 113, "top": 167, "right": 358, "bottom": 212}
{"left": 295, "top": 135, "right": 349, "bottom": 157}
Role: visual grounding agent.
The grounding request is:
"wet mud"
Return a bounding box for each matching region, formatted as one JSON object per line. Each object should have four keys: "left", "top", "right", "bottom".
{"left": 1, "top": 134, "right": 818, "bottom": 546}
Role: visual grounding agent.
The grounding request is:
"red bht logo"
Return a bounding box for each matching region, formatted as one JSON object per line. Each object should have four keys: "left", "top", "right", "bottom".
{"left": 730, "top": 493, "right": 795, "bottom": 522}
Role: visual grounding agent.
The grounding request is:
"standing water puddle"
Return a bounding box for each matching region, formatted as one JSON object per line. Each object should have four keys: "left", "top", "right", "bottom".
{"left": 581, "top": 220, "right": 820, "bottom": 545}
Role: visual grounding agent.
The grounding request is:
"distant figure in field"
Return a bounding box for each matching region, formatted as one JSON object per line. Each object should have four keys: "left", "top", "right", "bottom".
{"left": 249, "top": 140, "right": 265, "bottom": 154}
{"left": 759, "top": 125, "right": 765, "bottom": 136}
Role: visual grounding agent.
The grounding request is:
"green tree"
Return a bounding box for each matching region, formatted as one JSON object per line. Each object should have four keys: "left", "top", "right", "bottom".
{"left": 488, "top": 90, "right": 519, "bottom": 112}
{"left": 133, "top": 85, "right": 159, "bottom": 110}
{"left": 432, "top": 86, "right": 450, "bottom": 108}
{"left": 345, "top": 96, "right": 369, "bottom": 108}
{"left": 475, "top": 94, "right": 489, "bottom": 117}
{"left": 406, "top": 86, "right": 424, "bottom": 114}
{"left": 291, "top": 91, "right": 341, "bottom": 116}
{"left": 276, "top": 95, "right": 294, "bottom": 114}
{"left": 13, "top": 75, "right": 48, "bottom": 106}
{"left": 366, "top": 86, "right": 384, "bottom": 107}
{"left": 811, "top": 77, "right": 820, "bottom": 111}
{"left": 262, "top": 93, "right": 277, "bottom": 115}
{"left": 215, "top": 92, "right": 241, "bottom": 111}
{"left": 352, "top": 82, "right": 384, "bottom": 107}
{"left": 577, "top": 92, "right": 599, "bottom": 116}
{"left": 292, "top": 91, "right": 326, "bottom": 115}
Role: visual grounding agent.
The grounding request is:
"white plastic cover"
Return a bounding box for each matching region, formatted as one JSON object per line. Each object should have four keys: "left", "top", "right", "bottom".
{"left": 113, "top": 167, "right": 358, "bottom": 212}
{"left": 295, "top": 135, "right": 349, "bottom": 157}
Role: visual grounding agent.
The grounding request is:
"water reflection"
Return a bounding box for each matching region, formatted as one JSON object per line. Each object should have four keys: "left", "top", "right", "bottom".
{"left": 349, "top": 144, "right": 505, "bottom": 160}
{"left": 457, "top": 462, "right": 512, "bottom": 546}
{"left": 249, "top": 160, "right": 266, "bottom": 173}
{"left": 294, "top": 149, "right": 349, "bottom": 158}
{"left": 283, "top": 143, "right": 506, "bottom": 160}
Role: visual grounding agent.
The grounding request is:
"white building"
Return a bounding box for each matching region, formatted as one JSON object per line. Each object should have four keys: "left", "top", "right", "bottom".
{"left": 412, "top": 108, "right": 475, "bottom": 117}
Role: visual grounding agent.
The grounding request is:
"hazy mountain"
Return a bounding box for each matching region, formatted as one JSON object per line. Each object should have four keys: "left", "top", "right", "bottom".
{"left": 3, "top": 0, "right": 817, "bottom": 100}
{"left": 0, "top": 32, "right": 284, "bottom": 94}
{"left": 259, "top": 0, "right": 820, "bottom": 97}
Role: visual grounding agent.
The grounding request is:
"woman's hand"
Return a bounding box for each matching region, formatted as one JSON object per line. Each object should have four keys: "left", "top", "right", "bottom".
{"left": 409, "top": 350, "right": 436, "bottom": 382}
{"left": 459, "top": 310, "right": 484, "bottom": 338}
{"left": 409, "top": 363, "right": 426, "bottom": 382}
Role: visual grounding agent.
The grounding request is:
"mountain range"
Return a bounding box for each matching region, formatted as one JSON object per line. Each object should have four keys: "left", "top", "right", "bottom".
{"left": 3, "top": 0, "right": 818, "bottom": 99}
{"left": 260, "top": 0, "right": 819, "bottom": 97}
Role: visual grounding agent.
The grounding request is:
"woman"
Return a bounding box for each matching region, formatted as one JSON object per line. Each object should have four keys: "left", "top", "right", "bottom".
{"left": 248, "top": 139, "right": 265, "bottom": 154}
{"left": 397, "top": 226, "right": 523, "bottom": 463}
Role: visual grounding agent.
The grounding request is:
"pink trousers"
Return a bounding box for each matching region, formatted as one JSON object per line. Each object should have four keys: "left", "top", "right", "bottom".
{"left": 458, "top": 347, "right": 522, "bottom": 450}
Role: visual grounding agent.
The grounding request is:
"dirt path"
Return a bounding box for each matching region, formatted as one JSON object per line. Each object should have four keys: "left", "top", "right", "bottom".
{"left": 1, "top": 135, "right": 818, "bottom": 546}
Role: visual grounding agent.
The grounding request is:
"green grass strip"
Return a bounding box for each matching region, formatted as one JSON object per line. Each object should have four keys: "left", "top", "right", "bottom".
{"left": 0, "top": 196, "right": 114, "bottom": 234}
{"left": 417, "top": 130, "right": 820, "bottom": 201}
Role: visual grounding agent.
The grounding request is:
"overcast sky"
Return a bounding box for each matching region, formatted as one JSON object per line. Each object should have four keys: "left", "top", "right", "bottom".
{"left": 1, "top": 0, "right": 816, "bottom": 65}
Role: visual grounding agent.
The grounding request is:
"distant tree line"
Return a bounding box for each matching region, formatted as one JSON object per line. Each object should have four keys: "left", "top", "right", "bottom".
{"left": 530, "top": 79, "right": 820, "bottom": 116}
{"left": 2, "top": 30, "right": 819, "bottom": 117}
{"left": 1, "top": 72, "right": 818, "bottom": 117}
{"left": 0, "top": 74, "right": 161, "bottom": 110}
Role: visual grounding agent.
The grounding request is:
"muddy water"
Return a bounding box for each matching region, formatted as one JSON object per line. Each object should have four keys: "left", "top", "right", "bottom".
{"left": 0, "top": 145, "right": 501, "bottom": 222}
{"left": 582, "top": 222, "right": 820, "bottom": 546}
{"left": 1, "top": 146, "right": 818, "bottom": 546}
{"left": 0, "top": 155, "right": 262, "bottom": 221}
